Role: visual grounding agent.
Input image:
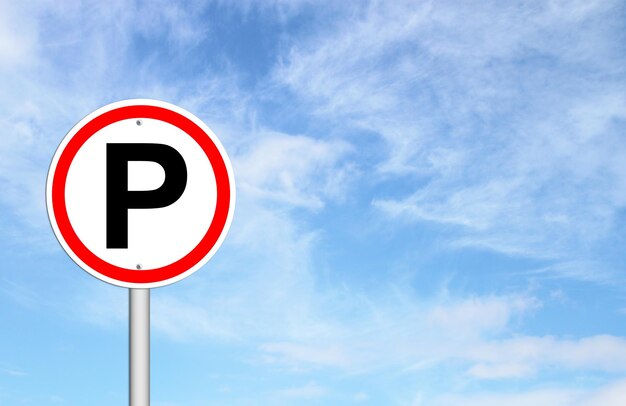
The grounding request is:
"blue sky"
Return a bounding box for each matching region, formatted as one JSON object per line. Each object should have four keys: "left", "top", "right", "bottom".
{"left": 1, "top": 0, "right": 626, "bottom": 404}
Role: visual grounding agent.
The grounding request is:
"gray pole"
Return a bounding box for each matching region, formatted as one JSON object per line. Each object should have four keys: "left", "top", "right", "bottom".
{"left": 130, "top": 288, "right": 150, "bottom": 406}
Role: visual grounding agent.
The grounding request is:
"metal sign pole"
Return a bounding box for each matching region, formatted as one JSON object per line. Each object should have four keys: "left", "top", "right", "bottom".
{"left": 130, "top": 288, "right": 150, "bottom": 406}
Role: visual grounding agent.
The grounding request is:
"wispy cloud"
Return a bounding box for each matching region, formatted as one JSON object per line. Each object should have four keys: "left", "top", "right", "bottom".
{"left": 274, "top": 381, "right": 327, "bottom": 400}
{"left": 235, "top": 132, "right": 353, "bottom": 209}
{"left": 275, "top": 0, "right": 626, "bottom": 274}
{"left": 257, "top": 293, "right": 626, "bottom": 379}
{"left": 1, "top": 368, "right": 27, "bottom": 377}
{"left": 429, "top": 377, "right": 626, "bottom": 406}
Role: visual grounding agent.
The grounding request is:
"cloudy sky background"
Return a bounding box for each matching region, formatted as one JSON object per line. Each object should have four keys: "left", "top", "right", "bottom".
{"left": 1, "top": 0, "right": 626, "bottom": 404}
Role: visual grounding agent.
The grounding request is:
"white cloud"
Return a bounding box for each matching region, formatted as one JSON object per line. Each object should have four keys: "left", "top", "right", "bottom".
{"left": 353, "top": 392, "right": 369, "bottom": 402}
{"left": 234, "top": 132, "right": 353, "bottom": 209}
{"left": 431, "top": 388, "right": 579, "bottom": 406}
{"left": 1, "top": 368, "right": 27, "bottom": 377}
{"left": 579, "top": 378, "right": 626, "bottom": 406}
{"left": 430, "top": 378, "right": 626, "bottom": 406}
{"left": 427, "top": 295, "right": 538, "bottom": 338}
{"left": 257, "top": 292, "right": 626, "bottom": 380}
{"left": 461, "top": 335, "right": 626, "bottom": 381}
{"left": 467, "top": 362, "right": 535, "bottom": 380}
{"left": 0, "top": 0, "right": 38, "bottom": 69}
{"left": 151, "top": 294, "right": 241, "bottom": 341}
{"left": 258, "top": 293, "right": 536, "bottom": 372}
{"left": 275, "top": 0, "right": 626, "bottom": 267}
{"left": 275, "top": 382, "right": 328, "bottom": 400}
{"left": 261, "top": 342, "right": 351, "bottom": 369}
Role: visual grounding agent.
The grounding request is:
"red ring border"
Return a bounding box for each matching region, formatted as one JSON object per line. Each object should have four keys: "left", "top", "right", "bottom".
{"left": 51, "top": 105, "right": 231, "bottom": 284}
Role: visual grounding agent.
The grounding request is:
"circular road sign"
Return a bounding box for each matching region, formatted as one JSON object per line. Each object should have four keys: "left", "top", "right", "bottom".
{"left": 46, "top": 99, "right": 236, "bottom": 288}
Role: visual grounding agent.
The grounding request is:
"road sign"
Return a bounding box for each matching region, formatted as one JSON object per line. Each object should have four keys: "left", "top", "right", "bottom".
{"left": 46, "top": 99, "right": 236, "bottom": 288}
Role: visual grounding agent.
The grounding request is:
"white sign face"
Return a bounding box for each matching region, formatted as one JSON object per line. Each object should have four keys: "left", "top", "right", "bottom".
{"left": 46, "top": 99, "right": 235, "bottom": 288}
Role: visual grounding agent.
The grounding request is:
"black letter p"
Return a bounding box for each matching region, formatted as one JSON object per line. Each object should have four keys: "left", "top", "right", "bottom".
{"left": 106, "top": 143, "right": 187, "bottom": 249}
